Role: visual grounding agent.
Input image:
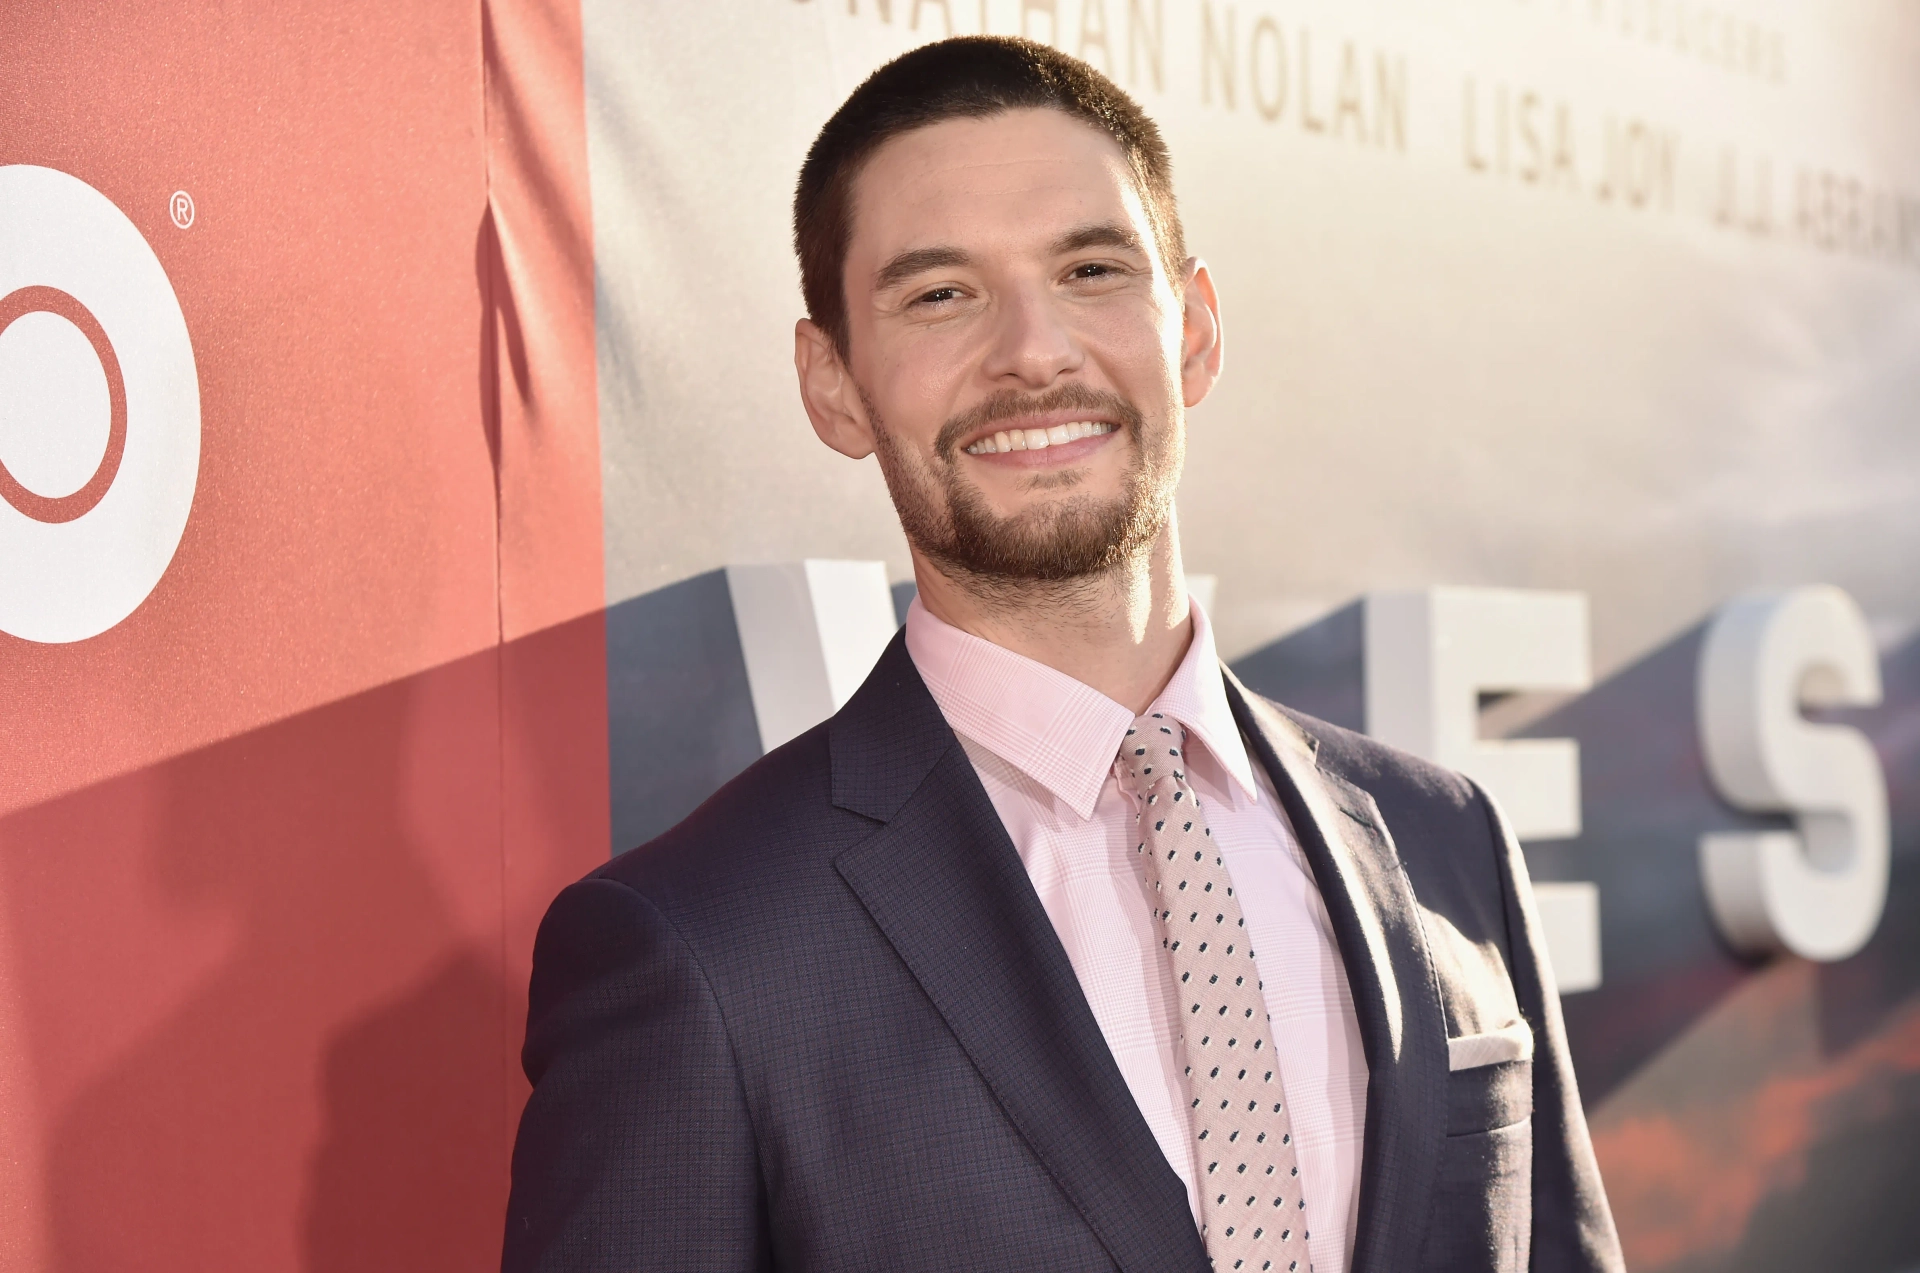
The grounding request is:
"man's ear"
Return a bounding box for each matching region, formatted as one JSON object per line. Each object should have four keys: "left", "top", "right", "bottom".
{"left": 795, "top": 319, "right": 876, "bottom": 459}
{"left": 1178, "top": 258, "right": 1224, "bottom": 409}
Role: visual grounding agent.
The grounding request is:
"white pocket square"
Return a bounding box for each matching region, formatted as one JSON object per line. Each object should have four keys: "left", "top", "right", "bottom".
{"left": 1447, "top": 1019, "right": 1534, "bottom": 1071}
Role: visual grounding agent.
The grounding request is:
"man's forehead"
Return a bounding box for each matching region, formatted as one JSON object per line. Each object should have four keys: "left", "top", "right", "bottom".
{"left": 847, "top": 108, "right": 1149, "bottom": 259}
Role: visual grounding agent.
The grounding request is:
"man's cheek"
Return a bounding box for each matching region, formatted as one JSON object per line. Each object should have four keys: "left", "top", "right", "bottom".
{"left": 887, "top": 359, "right": 956, "bottom": 427}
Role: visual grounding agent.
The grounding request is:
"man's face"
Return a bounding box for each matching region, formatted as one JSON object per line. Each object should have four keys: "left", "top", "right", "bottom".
{"left": 816, "top": 107, "right": 1216, "bottom": 583}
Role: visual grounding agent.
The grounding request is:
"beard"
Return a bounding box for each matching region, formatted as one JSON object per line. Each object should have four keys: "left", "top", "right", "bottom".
{"left": 867, "top": 380, "right": 1176, "bottom": 585}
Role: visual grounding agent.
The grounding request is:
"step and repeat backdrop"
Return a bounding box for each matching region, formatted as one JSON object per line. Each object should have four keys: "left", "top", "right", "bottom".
{"left": 3, "top": 0, "right": 1917, "bottom": 1269}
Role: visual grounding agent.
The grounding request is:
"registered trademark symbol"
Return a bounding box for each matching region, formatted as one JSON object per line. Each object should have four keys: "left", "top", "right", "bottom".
{"left": 169, "top": 190, "right": 194, "bottom": 230}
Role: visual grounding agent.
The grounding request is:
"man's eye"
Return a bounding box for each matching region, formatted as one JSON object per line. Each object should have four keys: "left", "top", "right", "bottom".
{"left": 1070, "top": 262, "right": 1117, "bottom": 280}
{"left": 915, "top": 286, "right": 960, "bottom": 305}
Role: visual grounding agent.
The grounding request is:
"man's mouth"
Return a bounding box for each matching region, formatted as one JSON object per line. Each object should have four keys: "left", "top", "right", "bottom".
{"left": 962, "top": 421, "right": 1117, "bottom": 455}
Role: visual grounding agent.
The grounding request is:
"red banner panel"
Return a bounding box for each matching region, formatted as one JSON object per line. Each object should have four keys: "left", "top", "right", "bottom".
{"left": 0, "top": 0, "right": 603, "bottom": 1266}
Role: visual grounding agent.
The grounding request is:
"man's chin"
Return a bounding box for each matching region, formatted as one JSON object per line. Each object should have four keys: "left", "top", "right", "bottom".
{"left": 878, "top": 430, "right": 1168, "bottom": 586}
{"left": 930, "top": 504, "right": 1155, "bottom": 584}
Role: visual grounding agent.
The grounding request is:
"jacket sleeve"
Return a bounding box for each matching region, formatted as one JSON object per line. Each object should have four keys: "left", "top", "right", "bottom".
{"left": 502, "top": 876, "right": 769, "bottom": 1272}
{"left": 1474, "top": 784, "right": 1627, "bottom": 1273}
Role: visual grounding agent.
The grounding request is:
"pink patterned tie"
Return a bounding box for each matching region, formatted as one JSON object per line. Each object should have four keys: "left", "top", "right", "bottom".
{"left": 1116, "top": 712, "right": 1313, "bottom": 1273}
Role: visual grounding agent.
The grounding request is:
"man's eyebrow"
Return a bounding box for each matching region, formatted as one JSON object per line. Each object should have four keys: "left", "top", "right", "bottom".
{"left": 1051, "top": 222, "right": 1146, "bottom": 256}
{"left": 873, "top": 245, "right": 973, "bottom": 293}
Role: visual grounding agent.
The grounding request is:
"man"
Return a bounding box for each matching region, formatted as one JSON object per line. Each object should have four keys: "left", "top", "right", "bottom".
{"left": 504, "top": 36, "right": 1623, "bottom": 1273}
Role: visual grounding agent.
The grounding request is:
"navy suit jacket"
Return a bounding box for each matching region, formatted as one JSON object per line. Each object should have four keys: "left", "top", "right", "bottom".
{"left": 502, "top": 633, "right": 1625, "bottom": 1272}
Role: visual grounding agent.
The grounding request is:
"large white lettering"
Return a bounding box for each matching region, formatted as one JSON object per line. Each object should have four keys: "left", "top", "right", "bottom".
{"left": 1364, "top": 587, "right": 1601, "bottom": 992}
{"left": 1364, "top": 588, "right": 1590, "bottom": 837}
{"left": 1697, "top": 586, "right": 1889, "bottom": 961}
{"left": 726, "top": 560, "right": 898, "bottom": 753}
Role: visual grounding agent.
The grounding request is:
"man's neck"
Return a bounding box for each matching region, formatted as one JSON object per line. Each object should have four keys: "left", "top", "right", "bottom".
{"left": 909, "top": 520, "right": 1193, "bottom": 714}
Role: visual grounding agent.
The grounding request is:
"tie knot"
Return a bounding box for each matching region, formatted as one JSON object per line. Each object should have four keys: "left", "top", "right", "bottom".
{"left": 1117, "top": 712, "right": 1188, "bottom": 796}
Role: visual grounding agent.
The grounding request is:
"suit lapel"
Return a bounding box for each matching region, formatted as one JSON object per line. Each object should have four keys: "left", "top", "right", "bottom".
{"left": 1222, "top": 670, "right": 1449, "bottom": 1273}
{"left": 830, "top": 636, "right": 1208, "bottom": 1273}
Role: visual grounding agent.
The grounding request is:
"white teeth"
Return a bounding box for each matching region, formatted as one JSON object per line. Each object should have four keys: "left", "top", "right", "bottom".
{"left": 963, "top": 421, "right": 1115, "bottom": 454}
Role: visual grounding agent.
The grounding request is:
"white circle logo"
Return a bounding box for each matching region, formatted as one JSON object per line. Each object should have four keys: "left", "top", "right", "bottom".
{"left": 0, "top": 165, "right": 200, "bottom": 643}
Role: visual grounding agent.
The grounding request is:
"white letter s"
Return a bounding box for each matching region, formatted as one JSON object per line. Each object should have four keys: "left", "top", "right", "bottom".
{"left": 1698, "top": 586, "right": 1889, "bottom": 961}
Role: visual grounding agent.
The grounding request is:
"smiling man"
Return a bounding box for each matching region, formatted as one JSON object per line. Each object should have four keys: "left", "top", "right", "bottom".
{"left": 503, "top": 37, "right": 1623, "bottom": 1273}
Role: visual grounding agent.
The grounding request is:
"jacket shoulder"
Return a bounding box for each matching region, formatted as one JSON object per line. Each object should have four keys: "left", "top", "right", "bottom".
{"left": 1257, "top": 697, "right": 1520, "bottom": 969}
{"left": 1262, "top": 698, "right": 1486, "bottom": 827}
{"left": 592, "top": 719, "right": 874, "bottom": 909}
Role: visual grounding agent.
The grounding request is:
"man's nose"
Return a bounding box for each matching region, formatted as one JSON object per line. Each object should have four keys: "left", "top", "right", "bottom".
{"left": 980, "top": 284, "right": 1084, "bottom": 388}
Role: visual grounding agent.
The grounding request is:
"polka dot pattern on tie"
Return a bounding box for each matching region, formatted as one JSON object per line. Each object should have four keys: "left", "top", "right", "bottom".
{"left": 1117, "top": 713, "right": 1314, "bottom": 1273}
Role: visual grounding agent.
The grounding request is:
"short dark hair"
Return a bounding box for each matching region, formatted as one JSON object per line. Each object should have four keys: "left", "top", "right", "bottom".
{"left": 794, "top": 36, "right": 1187, "bottom": 359}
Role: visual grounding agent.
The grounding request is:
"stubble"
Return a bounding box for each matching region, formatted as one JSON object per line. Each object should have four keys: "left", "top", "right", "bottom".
{"left": 867, "top": 381, "right": 1177, "bottom": 590}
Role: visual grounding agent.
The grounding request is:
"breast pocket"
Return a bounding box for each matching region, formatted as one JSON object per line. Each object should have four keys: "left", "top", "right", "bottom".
{"left": 1424, "top": 1058, "right": 1533, "bottom": 1273}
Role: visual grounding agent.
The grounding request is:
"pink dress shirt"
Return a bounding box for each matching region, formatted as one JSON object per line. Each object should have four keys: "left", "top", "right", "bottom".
{"left": 904, "top": 597, "right": 1370, "bottom": 1273}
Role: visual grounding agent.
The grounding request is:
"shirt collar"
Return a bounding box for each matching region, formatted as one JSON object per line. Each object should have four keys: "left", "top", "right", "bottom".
{"left": 903, "top": 593, "right": 1261, "bottom": 820}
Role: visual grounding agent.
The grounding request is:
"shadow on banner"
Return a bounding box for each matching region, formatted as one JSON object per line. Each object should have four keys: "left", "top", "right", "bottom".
{"left": 0, "top": 614, "right": 606, "bottom": 1273}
